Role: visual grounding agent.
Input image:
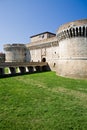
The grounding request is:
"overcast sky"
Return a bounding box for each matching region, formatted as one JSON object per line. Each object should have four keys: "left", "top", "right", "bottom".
{"left": 0, "top": 0, "right": 87, "bottom": 52}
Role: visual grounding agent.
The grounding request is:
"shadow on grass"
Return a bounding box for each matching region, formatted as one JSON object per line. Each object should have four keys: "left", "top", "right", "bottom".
{"left": 0, "top": 70, "right": 51, "bottom": 79}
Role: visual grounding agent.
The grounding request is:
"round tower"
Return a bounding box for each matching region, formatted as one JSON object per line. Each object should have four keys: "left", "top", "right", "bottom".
{"left": 4, "top": 44, "right": 29, "bottom": 62}
{"left": 56, "top": 19, "right": 87, "bottom": 79}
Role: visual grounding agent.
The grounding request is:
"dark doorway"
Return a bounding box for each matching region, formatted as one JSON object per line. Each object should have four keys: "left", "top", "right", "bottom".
{"left": 42, "top": 58, "right": 46, "bottom": 62}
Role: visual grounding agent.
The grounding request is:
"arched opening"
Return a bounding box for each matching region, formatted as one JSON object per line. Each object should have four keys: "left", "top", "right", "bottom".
{"left": 86, "top": 27, "right": 87, "bottom": 37}
{"left": 67, "top": 30, "right": 69, "bottom": 38}
{"left": 83, "top": 26, "right": 85, "bottom": 36}
{"left": 62, "top": 31, "right": 64, "bottom": 39}
{"left": 61, "top": 32, "right": 64, "bottom": 40}
{"left": 42, "top": 58, "right": 46, "bottom": 62}
{"left": 64, "top": 31, "right": 66, "bottom": 38}
{"left": 79, "top": 27, "right": 81, "bottom": 36}
{"left": 76, "top": 27, "right": 78, "bottom": 36}
{"left": 70, "top": 28, "right": 72, "bottom": 37}
{"left": 73, "top": 28, "right": 75, "bottom": 37}
{"left": 68, "top": 30, "right": 71, "bottom": 37}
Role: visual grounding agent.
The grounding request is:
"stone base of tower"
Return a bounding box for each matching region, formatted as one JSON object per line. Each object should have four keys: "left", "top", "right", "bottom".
{"left": 57, "top": 60, "right": 87, "bottom": 79}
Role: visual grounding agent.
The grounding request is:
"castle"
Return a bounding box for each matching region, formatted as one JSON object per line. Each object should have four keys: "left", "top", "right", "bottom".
{"left": 3, "top": 18, "right": 87, "bottom": 79}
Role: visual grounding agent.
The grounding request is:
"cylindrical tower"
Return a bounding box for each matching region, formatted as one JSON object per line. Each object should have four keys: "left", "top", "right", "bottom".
{"left": 0, "top": 53, "right": 5, "bottom": 62}
{"left": 56, "top": 19, "right": 87, "bottom": 79}
{"left": 4, "top": 44, "right": 27, "bottom": 62}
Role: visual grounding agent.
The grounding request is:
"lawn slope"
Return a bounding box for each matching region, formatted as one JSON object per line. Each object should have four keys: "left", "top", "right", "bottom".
{"left": 0, "top": 72, "right": 87, "bottom": 130}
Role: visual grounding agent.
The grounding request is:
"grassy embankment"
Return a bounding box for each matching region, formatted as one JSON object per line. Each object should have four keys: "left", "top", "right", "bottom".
{"left": 0, "top": 71, "right": 87, "bottom": 130}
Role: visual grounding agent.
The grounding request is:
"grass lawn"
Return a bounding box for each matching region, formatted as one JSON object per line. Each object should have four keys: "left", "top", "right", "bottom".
{"left": 0, "top": 71, "right": 87, "bottom": 130}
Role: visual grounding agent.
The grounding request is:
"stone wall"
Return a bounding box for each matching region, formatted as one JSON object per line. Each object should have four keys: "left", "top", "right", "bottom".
{"left": 30, "top": 33, "right": 48, "bottom": 42}
{"left": 30, "top": 32, "right": 56, "bottom": 42}
{"left": 0, "top": 53, "right": 5, "bottom": 62}
{"left": 56, "top": 19, "right": 87, "bottom": 79}
{"left": 4, "top": 44, "right": 30, "bottom": 62}
{"left": 59, "top": 37, "right": 87, "bottom": 58}
{"left": 56, "top": 37, "right": 87, "bottom": 78}
{"left": 3, "top": 18, "right": 87, "bottom": 79}
{"left": 57, "top": 60, "right": 87, "bottom": 79}
{"left": 28, "top": 39, "right": 59, "bottom": 71}
{"left": 28, "top": 19, "right": 87, "bottom": 79}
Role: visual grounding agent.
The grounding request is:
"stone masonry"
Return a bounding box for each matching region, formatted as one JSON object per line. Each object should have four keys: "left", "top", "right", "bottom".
{"left": 4, "top": 19, "right": 87, "bottom": 79}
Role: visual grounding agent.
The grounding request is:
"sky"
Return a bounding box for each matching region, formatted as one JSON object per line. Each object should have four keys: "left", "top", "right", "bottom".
{"left": 0, "top": 0, "right": 87, "bottom": 52}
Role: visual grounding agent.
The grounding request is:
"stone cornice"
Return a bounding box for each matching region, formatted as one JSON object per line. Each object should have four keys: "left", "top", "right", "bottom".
{"left": 4, "top": 44, "right": 26, "bottom": 51}
{"left": 26, "top": 37, "right": 58, "bottom": 50}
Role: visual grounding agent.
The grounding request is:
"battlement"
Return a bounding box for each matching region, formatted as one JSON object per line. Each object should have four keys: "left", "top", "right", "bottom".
{"left": 57, "top": 26, "right": 87, "bottom": 42}
{"left": 4, "top": 44, "right": 26, "bottom": 51}
{"left": 26, "top": 36, "right": 58, "bottom": 49}
{"left": 57, "top": 19, "right": 87, "bottom": 42}
{"left": 57, "top": 19, "right": 87, "bottom": 33}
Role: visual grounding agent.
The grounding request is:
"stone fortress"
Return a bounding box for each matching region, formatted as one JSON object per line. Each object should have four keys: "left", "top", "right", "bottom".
{"left": 3, "top": 18, "right": 87, "bottom": 79}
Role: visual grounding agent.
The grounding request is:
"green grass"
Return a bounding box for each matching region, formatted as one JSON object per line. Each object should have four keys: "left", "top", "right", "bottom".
{"left": 4, "top": 67, "right": 9, "bottom": 74}
{"left": 0, "top": 72, "right": 87, "bottom": 130}
{"left": 4, "top": 67, "right": 19, "bottom": 74}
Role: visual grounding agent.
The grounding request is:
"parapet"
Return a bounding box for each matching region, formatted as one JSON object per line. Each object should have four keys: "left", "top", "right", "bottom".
{"left": 30, "top": 32, "right": 56, "bottom": 43}
{"left": 56, "top": 19, "right": 87, "bottom": 42}
{"left": 4, "top": 44, "right": 26, "bottom": 51}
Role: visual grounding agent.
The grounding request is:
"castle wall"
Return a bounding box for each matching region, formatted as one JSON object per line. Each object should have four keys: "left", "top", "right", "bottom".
{"left": 59, "top": 37, "right": 87, "bottom": 58}
{"left": 56, "top": 19, "right": 87, "bottom": 78}
{"left": 3, "top": 18, "right": 87, "bottom": 79}
{"left": 57, "top": 37, "right": 87, "bottom": 78}
{"left": 30, "top": 32, "right": 56, "bottom": 42}
{"left": 0, "top": 53, "right": 5, "bottom": 62}
{"left": 30, "top": 33, "right": 48, "bottom": 42}
{"left": 29, "top": 41, "right": 59, "bottom": 71}
{"left": 4, "top": 44, "right": 30, "bottom": 62}
{"left": 30, "top": 49, "right": 41, "bottom": 62}
{"left": 57, "top": 60, "right": 87, "bottom": 79}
